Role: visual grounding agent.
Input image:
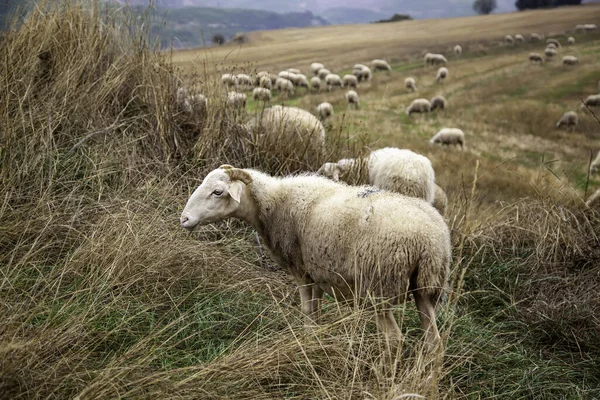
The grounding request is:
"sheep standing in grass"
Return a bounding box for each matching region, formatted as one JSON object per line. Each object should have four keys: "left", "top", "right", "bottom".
{"left": 317, "top": 102, "right": 334, "bottom": 121}
{"left": 236, "top": 74, "right": 253, "bottom": 91}
{"left": 529, "top": 53, "right": 544, "bottom": 64}
{"left": 404, "top": 77, "right": 417, "bottom": 92}
{"left": 436, "top": 67, "right": 448, "bottom": 84}
{"left": 293, "top": 74, "right": 310, "bottom": 90}
{"left": 275, "top": 77, "right": 294, "bottom": 97}
{"left": 530, "top": 33, "right": 543, "bottom": 41}
{"left": 546, "top": 42, "right": 558, "bottom": 49}
{"left": 180, "top": 165, "right": 451, "bottom": 352}
{"left": 325, "top": 73, "right": 343, "bottom": 91}
{"left": 342, "top": 74, "right": 358, "bottom": 88}
{"left": 584, "top": 24, "right": 598, "bottom": 32}
{"left": 345, "top": 90, "right": 359, "bottom": 109}
{"left": 514, "top": 34, "right": 525, "bottom": 43}
{"left": 425, "top": 53, "right": 447, "bottom": 66}
{"left": 568, "top": 36, "right": 575, "bottom": 45}
{"left": 545, "top": 47, "right": 558, "bottom": 59}
{"left": 310, "top": 76, "right": 321, "bottom": 93}
{"left": 556, "top": 111, "right": 578, "bottom": 130}
{"left": 563, "top": 56, "right": 579, "bottom": 65}
{"left": 371, "top": 59, "right": 392, "bottom": 72}
{"left": 454, "top": 45, "right": 462, "bottom": 56}
{"left": 407, "top": 98, "right": 432, "bottom": 116}
{"left": 546, "top": 38, "right": 561, "bottom": 48}
{"left": 430, "top": 128, "right": 465, "bottom": 150}
{"left": 504, "top": 35, "right": 515, "bottom": 45}
{"left": 310, "top": 63, "right": 325, "bottom": 76}
{"left": 227, "top": 91, "right": 247, "bottom": 108}
{"left": 430, "top": 95, "right": 447, "bottom": 111}
{"left": 353, "top": 65, "right": 372, "bottom": 82}
{"left": 581, "top": 94, "right": 600, "bottom": 109}
{"left": 318, "top": 68, "right": 332, "bottom": 80}
{"left": 287, "top": 68, "right": 301, "bottom": 75}
{"left": 252, "top": 87, "right": 271, "bottom": 102}
{"left": 590, "top": 151, "right": 600, "bottom": 174}
{"left": 221, "top": 73, "right": 237, "bottom": 89}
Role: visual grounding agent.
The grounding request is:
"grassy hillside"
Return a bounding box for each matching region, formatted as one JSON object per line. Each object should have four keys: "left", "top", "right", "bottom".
{"left": 2, "top": 0, "right": 600, "bottom": 398}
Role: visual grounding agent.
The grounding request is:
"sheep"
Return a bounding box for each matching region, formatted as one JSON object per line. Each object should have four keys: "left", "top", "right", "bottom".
{"left": 176, "top": 87, "right": 191, "bottom": 112}
{"left": 556, "top": 111, "right": 578, "bottom": 130}
{"left": 353, "top": 63, "right": 367, "bottom": 71}
{"left": 226, "top": 91, "right": 247, "bottom": 109}
{"left": 371, "top": 59, "right": 392, "bottom": 72}
{"left": 582, "top": 24, "right": 598, "bottom": 32}
{"left": 252, "top": 87, "right": 271, "bottom": 102}
{"left": 221, "top": 73, "right": 237, "bottom": 89}
{"left": 546, "top": 38, "right": 561, "bottom": 48}
{"left": 529, "top": 53, "right": 544, "bottom": 64}
{"left": 504, "top": 34, "right": 515, "bottom": 45}
{"left": 545, "top": 47, "right": 558, "bottom": 58}
{"left": 317, "top": 147, "right": 436, "bottom": 204}
{"left": 310, "top": 63, "right": 325, "bottom": 76}
{"left": 406, "top": 98, "right": 432, "bottom": 116}
{"left": 188, "top": 94, "right": 208, "bottom": 114}
{"left": 287, "top": 68, "right": 301, "bottom": 74}
{"left": 310, "top": 76, "right": 321, "bottom": 93}
{"left": 575, "top": 24, "right": 586, "bottom": 33}
{"left": 325, "top": 73, "right": 343, "bottom": 91}
{"left": 236, "top": 74, "right": 253, "bottom": 91}
{"left": 453, "top": 45, "right": 462, "bottom": 56}
{"left": 255, "top": 71, "right": 270, "bottom": 84}
{"left": 433, "top": 184, "right": 448, "bottom": 216}
{"left": 278, "top": 71, "right": 298, "bottom": 83}
{"left": 546, "top": 42, "right": 558, "bottom": 49}
{"left": 404, "top": 77, "right": 417, "bottom": 92}
{"left": 342, "top": 74, "right": 358, "bottom": 88}
{"left": 514, "top": 34, "right": 525, "bottom": 43}
{"left": 275, "top": 77, "right": 294, "bottom": 97}
{"left": 318, "top": 68, "right": 332, "bottom": 80}
{"left": 568, "top": 36, "right": 575, "bottom": 45}
{"left": 436, "top": 67, "right": 448, "bottom": 84}
{"left": 293, "top": 74, "right": 310, "bottom": 89}
{"left": 258, "top": 75, "right": 273, "bottom": 90}
{"left": 180, "top": 165, "right": 451, "bottom": 352}
{"left": 430, "top": 128, "right": 465, "bottom": 150}
{"left": 581, "top": 94, "right": 600, "bottom": 109}
{"left": 430, "top": 95, "right": 447, "bottom": 111}
{"left": 345, "top": 90, "right": 359, "bottom": 109}
{"left": 425, "top": 53, "right": 447, "bottom": 66}
{"left": 353, "top": 65, "right": 372, "bottom": 82}
{"left": 563, "top": 55, "right": 579, "bottom": 65}
{"left": 590, "top": 151, "right": 600, "bottom": 174}
{"left": 530, "top": 33, "right": 543, "bottom": 41}
{"left": 317, "top": 102, "right": 334, "bottom": 121}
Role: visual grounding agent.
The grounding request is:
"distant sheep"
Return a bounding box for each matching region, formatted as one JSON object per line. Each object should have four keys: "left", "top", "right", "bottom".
{"left": 514, "top": 34, "right": 525, "bottom": 43}
{"left": 371, "top": 59, "right": 392, "bottom": 72}
{"left": 425, "top": 53, "right": 447, "bottom": 66}
{"left": 406, "top": 98, "right": 432, "bottom": 116}
{"left": 545, "top": 47, "right": 558, "bottom": 58}
{"left": 404, "top": 77, "right": 417, "bottom": 92}
{"left": 581, "top": 94, "right": 600, "bottom": 109}
{"left": 293, "top": 73, "right": 310, "bottom": 89}
{"left": 436, "top": 67, "right": 448, "bottom": 84}
{"left": 563, "top": 55, "right": 579, "bottom": 65}
{"left": 177, "top": 87, "right": 207, "bottom": 114}
{"left": 278, "top": 71, "right": 297, "bottom": 83}
{"left": 221, "top": 73, "right": 237, "bottom": 89}
{"left": 353, "top": 65, "right": 372, "bottom": 82}
{"left": 325, "top": 73, "right": 343, "bottom": 91}
{"left": 546, "top": 38, "right": 561, "bottom": 48}
{"left": 433, "top": 184, "right": 448, "bottom": 216}
{"left": 317, "top": 102, "right": 334, "bottom": 121}
{"left": 430, "top": 95, "right": 447, "bottom": 111}
{"left": 345, "top": 90, "right": 359, "bottom": 109}
{"left": 180, "top": 165, "right": 451, "bottom": 352}
{"left": 567, "top": 36, "right": 575, "bottom": 45}
{"left": 310, "top": 76, "right": 321, "bottom": 93}
{"left": 529, "top": 53, "right": 544, "bottom": 64}
{"left": 226, "top": 91, "right": 247, "bottom": 108}
{"left": 255, "top": 71, "right": 270, "bottom": 85}
{"left": 530, "top": 33, "right": 543, "bottom": 41}
{"left": 504, "top": 34, "right": 515, "bottom": 45}
{"left": 258, "top": 75, "right": 273, "bottom": 89}
{"left": 287, "top": 68, "right": 301, "bottom": 75}
{"left": 590, "top": 151, "right": 600, "bottom": 174}
{"left": 430, "top": 128, "right": 465, "bottom": 150}
{"left": 310, "top": 63, "right": 325, "bottom": 76}
{"left": 556, "top": 111, "right": 578, "bottom": 130}
{"left": 577, "top": 24, "right": 597, "bottom": 32}
{"left": 252, "top": 87, "right": 271, "bottom": 102}
{"left": 454, "top": 45, "right": 462, "bottom": 56}
{"left": 342, "top": 74, "right": 358, "bottom": 88}
{"left": 318, "top": 68, "right": 332, "bottom": 80}
{"left": 275, "top": 77, "right": 294, "bottom": 97}
{"left": 546, "top": 42, "right": 558, "bottom": 49}
{"left": 236, "top": 74, "right": 253, "bottom": 90}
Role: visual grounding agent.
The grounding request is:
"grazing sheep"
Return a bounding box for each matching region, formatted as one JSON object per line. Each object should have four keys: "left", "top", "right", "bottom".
{"left": 371, "top": 59, "right": 392, "bottom": 72}
{"left": 430, "top": 128, "right": 465, "bottom": 150}
{"left": 342, "top": 74, "right": 358, "bottom": 88}
{"left": 546, "top": 38, "right": 561, "bottom": 48}
{"left": 236, "top": 74, "right": 253, "bottom": 90}
{"left": 325, "top": 73, "right": 343, "bottom": 91}
{"left": 404, "top": 77, "right": 417, "bottom": 92}
{"left": 584, "top": 24, "right": 598, "bottom": 32}
{"left": 310, "top": 76, "right": 321, "bottom": 93}
{"left": 546, "top": 42, "right": 558, "bottom": 49}
{"left": 287, "top": 68, "right": 301, "bottom": 75}
{"left": 545, "top": 47, "right": 558, "bottom": 58}
{"left": 436, "top": 67, "right": 448, "bottom": 84}
{"left": 318, "top": 68, "right": 332, "bottom": 80}
{"left": 317, "top": 102, "right": 334, "bottom": 121}
{"left": 310, "top": 63, "right": 325, "bottom": 76}
{"left": 514, "top": 34, "right": 525, "bottom": 43}
{"left": 454, "top": 45, "right": 462, "bottom": 56}
{"left": 430, "top": 95, "right": 447, "bottom": 111}
{"left": 180, "top": 165, "right": 451, "bottom": 352}
{"left": 433, "top": 184, "right": 448, "bottom": 216}
{"left": 258, "top": 75, "right": 273, "bottom": 90}
{"left": 406, "top": 98, "right": 432, "bottom": 116}
{"left": 345, "top": 90, "right": 359, "bottom": 109}
{"left": 278, "top": 71, "right": 297, "bottom": 83}
{"left": 586, "top": 188, "right": 600, "bottom": 209}
{"left": 176, "top": 87, "right": 191, "bottom": 112}
{"left": 353, "top": 63, "right": 367, "bottom": 71}
{"left": 227, "top": 91, "right": 247, "bottom": 108}
{"left": 255, "top": 71, "right": 270, "bottom": 85}
{"left": 581, "top": 94, "right": 600, "bottom": 109}
{"left": 275, "top": 77, "right": 294, "bottom": 97}
{"left": 252, "top": 87, "right": 271, "bottom": 102}
{"left": 293, "top": 73, "right": 310, "bottom": 89}
{"left": 590, "top": 151, "right": 600, "bottom": 174}
{"left": 563, "top": 55, "right": 579, "bottom": 65}
{"left": 556, "top": 111, "right": 578, "bottom": 130}
{"left": 353, "top": 65, "right": 372, "bottom": 82}
{"left": 504, "top": 34, "right": 515, "bottom": 45}
{"left": 530, "top": 33, "right": 543, "bottom": 41}
{"left": 575, "top": 24, "right": 586, "bottom": 33}
{"left": 568, "top": 36, "right": 575, "bottom": 45}
{"left": 529, "top": 53, "right": 544, "bottom": 64}
{"left": 221, "top": 73, "right": 237, "bottom": 89}
{"left": 188, "top": 94, "right": 208, "bottom": 114}
{"left": 425, "top": 53, "right": 447, "bottom": 66}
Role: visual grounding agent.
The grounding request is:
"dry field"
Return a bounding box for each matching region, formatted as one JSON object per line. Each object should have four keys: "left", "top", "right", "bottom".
{"left": 1, "top": 1, "right": 600, "bottom": 399}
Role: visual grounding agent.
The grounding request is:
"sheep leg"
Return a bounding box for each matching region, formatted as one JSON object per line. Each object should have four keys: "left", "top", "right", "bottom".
{"left": 295, "top": 276, "right": 319, "bottom": 325}
{"left": 413, "top": 290, "right": 441, "bottom": 352}
{"left": 375, "top": 309, "right": 403, "bottom": 359}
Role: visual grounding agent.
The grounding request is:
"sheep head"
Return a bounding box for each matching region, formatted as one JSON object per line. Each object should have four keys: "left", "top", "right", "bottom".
{"left": 317, "top": 162, "right": 341, "bottom": 181}
{"left": 180, "top": 166, "right": 253, "bottom": 231}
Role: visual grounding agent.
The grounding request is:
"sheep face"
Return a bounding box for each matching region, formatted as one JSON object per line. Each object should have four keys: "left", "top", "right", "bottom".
{"left": 180, "top": 168, "right": 247, "bottom": 230}
{"left": 316, "top": 162, "right": 342, "bottom": 181}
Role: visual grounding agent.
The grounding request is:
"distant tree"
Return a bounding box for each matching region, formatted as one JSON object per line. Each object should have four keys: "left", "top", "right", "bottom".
{"left": 373, "top": 13, "right": 413, "bottom": 23}
{"left": 212, "top": 33, "right": 225, "bottom": 46}
{"left": 473, "top": 0, "right": 497, "bottom": 14}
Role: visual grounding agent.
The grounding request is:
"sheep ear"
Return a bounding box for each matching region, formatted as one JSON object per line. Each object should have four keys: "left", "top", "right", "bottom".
{"left": 228, "top": 180, "right": 244, "bottom": 203}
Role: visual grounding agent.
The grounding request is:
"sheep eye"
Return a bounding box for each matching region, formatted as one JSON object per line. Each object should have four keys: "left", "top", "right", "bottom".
{"left": 212, "top": 189, "right": 223, "bottom": 196}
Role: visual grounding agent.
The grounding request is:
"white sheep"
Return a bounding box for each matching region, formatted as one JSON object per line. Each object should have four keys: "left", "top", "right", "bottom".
{"left": 287, "top": 68, "right": 301, "bottom": 75}
{"left": 563, "top": 55, "right": 579, "bottom": 65}
{"left": 353, "top": 63, "right": 367, "bottom": 71}
{"left": 258, "top": 75, "right": 273, "bottom": 89}
{"left": 221, "top": 73, "right": 237, "bottom": 89}
{"left": 575, "top": 24, "right": 586, "bottom": 33}
{"left": 529, "top": 53, "right": 544, "bottom": 64}
{"left": 545, "top": 47, "right": 558, "bottom": 58}
{"left": 353, "top": 65, "right": 372, "bottom": 82}
{"left": 278, "top": 71, "right": 297, "bottom": 83}
{"left": 226, "top": 91, "right": 247, "bottom": 108}
{"left": 453, "top": 45, "right": 462, "bottom": 56}
{"left": 546, "top": 38, "right": 561, "bottom": 48}
{"left": 275, "top": 77, "right": 294, "bottom": 97}
{"left": 546, "top": 42, "right": 558, "bottom": 49}
{"left": 252, "top": 87, "right": 271, "bottom": 102}
{"left": 504, "top": 34, "right": 515, "bottom": 45}
{"left": 430, "top": 128, "right": 465, "bottom": 150}
{"left": 424, "top": 53, "right": 447, "bottom": 66}
{"left": 567, "top": 36, "right": 575, "bottom": 45}
{"left": 342, "top": 74, "right": 358, "bottom": 88}
{"left": 318, "top": 68, "right": 332, "bottom": 80}
{"left": 236, "top": 74, "right": 253, "bottom": 91}
{"left": 293, "top": 73, "right": 310, "bottom": 89}
{"left": 404, "top": 77, "right": 417, "bottom": 92}
{"left": 530, "top": 33, "right": 543, "bottom": 41}
{"left": 310, "top": 76, "right": 321, "bottom": 93}
{"left": 556, "top": 111, "right": 578, "bottom": 130}
{"left": 345, "top": 90, "right": 359, "bottom": 109}
{"left": 514, "top": 34, "right": 525, "bottom": 43}
{"left": 176, "top": 87, "right": 191, "bottom": 112}
{"left": 430, "top": 95, "right": 447, "bottom": 111}
{"left": 406, "top": 98, "right": 432, "bottom": 116}
{"left": 325, "top": 73, "right": 343, "bottom": 91}
{"left": 436, "top": 67, "right": 448, "bottom": 84}
{"left": 310, "top": 63, "right": 325, "bottom": 76}
{"left": 371, "top": 59, "right": 392, "bottom": 72}
{"left": 584, "top": 24, "right": 598, "bottom": 32}
{"left": 581, "top": 94, "right": 600, "bottom": 109}
{"left": 188, "top": 93, "right": 208, "bottom": 114}
{"left": 590, "top": 151, "right": 600, "bottom": 174}
{"left": 317, "top": 102, "right": 334, "bottom": 121}
{"left": 180, "top": 165, "right": 451, "bottom": 352}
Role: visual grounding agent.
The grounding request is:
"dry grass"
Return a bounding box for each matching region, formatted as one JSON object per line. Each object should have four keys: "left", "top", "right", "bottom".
{"left": 1, "top": 1, "right": 600, "bottom": 399}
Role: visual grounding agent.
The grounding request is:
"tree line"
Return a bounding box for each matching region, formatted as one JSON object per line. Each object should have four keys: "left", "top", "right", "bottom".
{"left": 473, "top": 0, "right": 582, "bottom": 15}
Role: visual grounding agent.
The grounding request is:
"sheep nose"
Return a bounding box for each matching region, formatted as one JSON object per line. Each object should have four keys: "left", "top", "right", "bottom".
{"left": 180, "top": 215, "right": 190, "bottom": 227}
